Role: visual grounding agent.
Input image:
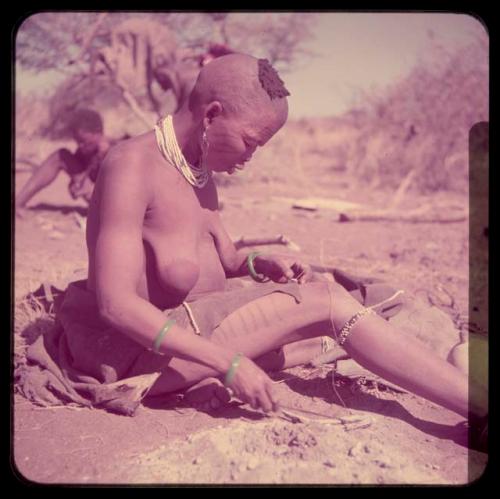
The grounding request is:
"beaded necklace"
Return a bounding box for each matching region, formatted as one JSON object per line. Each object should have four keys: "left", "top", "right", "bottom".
{"left": 154, "top": 115, "right": 210, "bottom": 188}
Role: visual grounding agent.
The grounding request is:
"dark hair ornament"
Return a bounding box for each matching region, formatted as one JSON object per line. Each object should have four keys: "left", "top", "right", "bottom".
{"left": 257, "top": 59, "right": 291, "bottom": 99}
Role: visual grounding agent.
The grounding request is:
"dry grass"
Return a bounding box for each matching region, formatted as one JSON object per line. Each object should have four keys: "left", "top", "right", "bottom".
{"left": 14, "top": 295, "right": 55, "bottom": 361}
{"left": 329, "top": 34, "right": 488, "bottom": 194}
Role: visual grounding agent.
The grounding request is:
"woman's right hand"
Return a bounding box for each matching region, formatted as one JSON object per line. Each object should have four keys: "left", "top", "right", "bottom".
{"left": 226, "top": 355, "right": 280, "bottom": 413}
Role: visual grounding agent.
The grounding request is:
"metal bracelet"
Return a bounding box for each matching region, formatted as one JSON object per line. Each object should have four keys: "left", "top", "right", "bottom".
{"left": 247, "top": 251, "right": 270, "bottom": 283}
{"left": 152, "top": 318, "right": 176, "bottom": 354}
{"left": 224, "top": 352, "right": 244, "bottom": 387}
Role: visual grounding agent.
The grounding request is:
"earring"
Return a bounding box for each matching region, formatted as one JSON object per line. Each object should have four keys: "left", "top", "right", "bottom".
{"left": 199, "top": 128, "right": 209, "bottom": 169}
{"left": 202, "top": 128, "right": 209, "bottom": 151}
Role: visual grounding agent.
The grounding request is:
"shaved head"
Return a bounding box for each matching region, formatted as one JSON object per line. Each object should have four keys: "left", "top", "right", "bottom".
{"left": 188, "top": 53, "right": 289, "bottom": 126}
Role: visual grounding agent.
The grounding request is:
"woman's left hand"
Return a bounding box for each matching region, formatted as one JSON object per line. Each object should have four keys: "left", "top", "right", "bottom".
{"left": 253, "top": 254, "right": 313, "bottom": 284}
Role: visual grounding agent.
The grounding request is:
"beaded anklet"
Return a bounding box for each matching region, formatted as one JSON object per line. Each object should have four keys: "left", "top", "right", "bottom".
{"left": 337, "top": 309, "right": 377, "bottom": 346}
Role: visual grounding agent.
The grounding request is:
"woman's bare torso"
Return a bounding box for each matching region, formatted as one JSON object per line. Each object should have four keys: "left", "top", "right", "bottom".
{"left": 86, "top": 132, "right": 228, "bottom": 310}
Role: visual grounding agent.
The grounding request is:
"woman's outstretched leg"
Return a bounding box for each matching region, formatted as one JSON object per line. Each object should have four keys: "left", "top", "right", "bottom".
{"left": 148, "top": 281, "right": 487, "bottom": 421}
{"left": 339, "top": 309, "right": 487, "bottom": 420}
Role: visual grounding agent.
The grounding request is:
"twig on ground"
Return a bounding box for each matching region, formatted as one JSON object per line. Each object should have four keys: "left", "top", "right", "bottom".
{"left": 272, "top": 376, "right": 295, "bottom": 385}
{"left": 338, "top": 203, "right": 468, "bottom": 224}
{"left": 32, "top": 404, "right": 86, "bottom": 411}
{"left": 233, "top": 234, "right": 301, "bottom": 252}
{"left": 330, "top": 363, "right": 347, "bottom": 408}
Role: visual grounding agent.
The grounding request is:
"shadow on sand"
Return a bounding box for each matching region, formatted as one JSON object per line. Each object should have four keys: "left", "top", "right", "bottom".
{"left": 142, "top": 370, "right": 468, "bottom": 449}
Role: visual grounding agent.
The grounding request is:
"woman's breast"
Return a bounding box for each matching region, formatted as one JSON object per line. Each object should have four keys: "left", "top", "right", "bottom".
{"left": 141, "top": 226, "right": 226, "bottom": 309}
{"left": 187, "top": 235, "right": 227, "bottom": 300}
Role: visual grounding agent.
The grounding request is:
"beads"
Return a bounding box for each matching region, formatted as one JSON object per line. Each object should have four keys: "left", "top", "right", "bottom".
{"left": 338, "top": 309, "right": 377, "bottom": 346}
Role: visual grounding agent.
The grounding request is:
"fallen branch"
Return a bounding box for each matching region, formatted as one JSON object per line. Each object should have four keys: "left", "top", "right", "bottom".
{"left": 338, "top": 203, "right": 468, "bottom": 224}
{"left": 233, "top": 234, "right": 301, "bottom": 252}
{"left": 287, "top": 196, "right": 364, "bottom": 212}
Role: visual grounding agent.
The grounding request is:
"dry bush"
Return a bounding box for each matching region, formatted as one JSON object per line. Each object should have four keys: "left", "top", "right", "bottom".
{"left": 339, "top": 32, "right": 488, "bottom": 194}
{"left": 13, "top": 297, "right": 56, "bottom": 365}
{"left": 218, "top": 117, "right": 365, "bottom": 199}
{"left": 224, "top": 30, "right": 488, "bottom": 199}
{"left": 230, "top": 121, "right": 315, "bottom": 198}
{"left": 16, "top": 92, "right": 50, "bottom": 141}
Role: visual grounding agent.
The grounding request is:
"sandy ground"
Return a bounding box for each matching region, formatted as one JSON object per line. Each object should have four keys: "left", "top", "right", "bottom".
{"left": 13, "top": 168, "right": 487, "bottom": 485}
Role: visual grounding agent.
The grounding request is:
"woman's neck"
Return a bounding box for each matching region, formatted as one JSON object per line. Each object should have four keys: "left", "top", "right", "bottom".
{"left": 171, "top": 111, "right": 202, "bottom": 166}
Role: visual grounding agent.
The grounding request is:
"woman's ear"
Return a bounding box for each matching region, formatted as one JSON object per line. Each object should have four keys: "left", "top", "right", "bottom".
{"left": 203, "top": 101, "right": 223, "bottom": 127}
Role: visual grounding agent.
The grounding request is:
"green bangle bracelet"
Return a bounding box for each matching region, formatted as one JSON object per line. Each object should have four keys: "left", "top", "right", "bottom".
{"left": 247, "top": 251, "right": 269, "bottom": 283}
{"left": 153, "top": 319, "right": 176, "bottom": 354}
{"left": 224, "top": 352, "right": 244, "bottom": 387}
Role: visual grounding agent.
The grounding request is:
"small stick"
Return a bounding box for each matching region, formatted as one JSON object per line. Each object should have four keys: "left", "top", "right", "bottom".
{"left": 276, "top": 405, "right": 345, "bottom": 425}
{"left": 233, "top": 234, "right": 301, "bottom": 252}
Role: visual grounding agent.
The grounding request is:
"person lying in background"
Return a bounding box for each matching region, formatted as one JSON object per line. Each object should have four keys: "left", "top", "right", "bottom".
{"left": 16, "top": 109, "right": 120, "bottom": 214}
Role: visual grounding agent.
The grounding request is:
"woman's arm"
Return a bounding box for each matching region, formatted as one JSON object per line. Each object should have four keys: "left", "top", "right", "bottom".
{"left": 212, "top": 214, "right": 312, "bottom": 282}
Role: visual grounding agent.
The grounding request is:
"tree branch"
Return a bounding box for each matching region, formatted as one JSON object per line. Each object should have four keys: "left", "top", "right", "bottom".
{"left": 68, "top": 12, "right": 109, "bottom": 65}
{"left": 98, "top": 54, "right": 154, "bottom": 129}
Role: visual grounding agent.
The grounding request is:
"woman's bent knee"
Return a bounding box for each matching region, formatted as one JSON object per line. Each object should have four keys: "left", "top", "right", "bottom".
{"left": 302, "top": 280, "right": 364, "bottom": 330}
{"left": 302, "top": 280, "right": 352, "bottom": 306}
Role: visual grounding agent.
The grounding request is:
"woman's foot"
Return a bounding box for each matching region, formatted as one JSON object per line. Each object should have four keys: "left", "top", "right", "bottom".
{"left": 447, "top": 341, "right": 468, "bottom": 374}
{"left": 182, "top": 377, "right": 232, "bottom": 412}
{"left": 448, "top": 338, "right": 488, "bottom": 452}
{"left": 447, "top": 336, "right": 488, "bottom": 388}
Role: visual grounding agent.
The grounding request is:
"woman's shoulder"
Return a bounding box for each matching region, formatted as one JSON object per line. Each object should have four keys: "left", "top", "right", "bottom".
{"left": 96, "top": 133, "right": 160, "bottom": 206}
{"left": 102, "top": 132, "right": 156, "bottom": 174}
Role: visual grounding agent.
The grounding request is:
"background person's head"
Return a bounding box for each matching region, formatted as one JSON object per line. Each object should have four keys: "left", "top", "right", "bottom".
{"left": 199, "top": 43, "right": 235, "bottom": 67}
{"left": 66, "top": 109, "right": 104, "bottom": 147}
{"left": 187, "top": 53, "right": 290, "bottom": 174}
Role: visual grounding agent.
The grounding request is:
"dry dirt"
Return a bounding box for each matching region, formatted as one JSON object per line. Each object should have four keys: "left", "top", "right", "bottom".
{"left": 13, "top": 161, "right": 487, "bottom": 486}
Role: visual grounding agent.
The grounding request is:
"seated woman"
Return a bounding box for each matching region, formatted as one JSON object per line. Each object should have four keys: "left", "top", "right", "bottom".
{"left": 25, "top": 54, "right": 486, "bottom": 448}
